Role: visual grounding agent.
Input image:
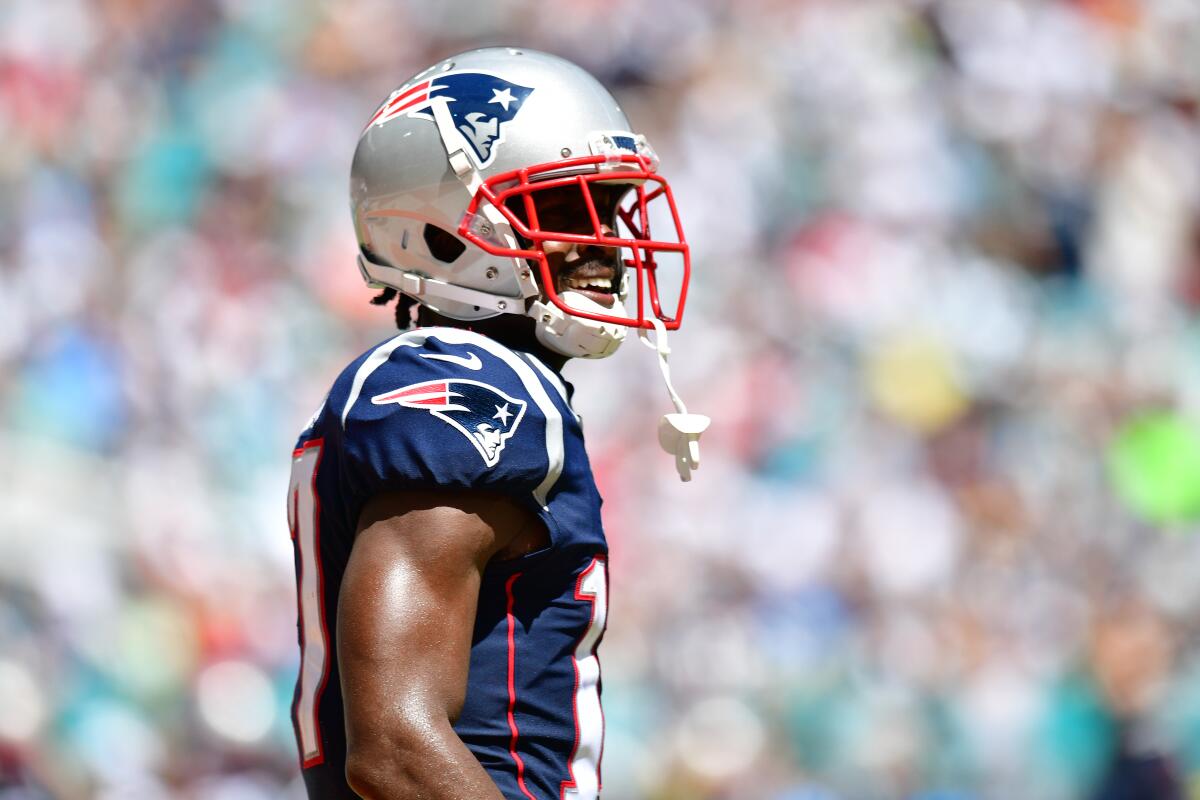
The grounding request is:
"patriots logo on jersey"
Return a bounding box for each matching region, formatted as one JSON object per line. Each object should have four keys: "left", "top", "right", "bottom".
{"left": 367, "top": 72, "right": 535, "bottom": 168}
{"left": 371, "top": 379, "right": 527, "bottom": 467}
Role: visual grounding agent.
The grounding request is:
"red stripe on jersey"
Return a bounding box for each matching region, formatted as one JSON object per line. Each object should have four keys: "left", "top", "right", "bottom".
{"left": 505, "top": 573, "right": 538, "bottom": 800}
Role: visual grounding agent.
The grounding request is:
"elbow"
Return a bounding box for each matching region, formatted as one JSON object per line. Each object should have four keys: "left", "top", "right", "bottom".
{"left": 344, "top": 752, "right": 380, "bottom": 798}
{"left": 344, "top": 736, "right": 427, "bottom": 798}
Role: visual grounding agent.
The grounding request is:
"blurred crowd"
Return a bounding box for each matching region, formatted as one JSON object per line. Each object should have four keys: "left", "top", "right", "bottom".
{"left": 2, "top": 0, "right": 1200, "bottom": 798}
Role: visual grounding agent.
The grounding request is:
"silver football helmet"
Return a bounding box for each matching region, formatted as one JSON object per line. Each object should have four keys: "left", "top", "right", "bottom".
{"left": 350, "top": 47, "right": 691, "bottom": 359}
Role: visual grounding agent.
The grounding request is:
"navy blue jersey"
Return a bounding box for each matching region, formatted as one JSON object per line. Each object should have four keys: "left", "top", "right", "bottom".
{"left": 287, "top": 327, "right": 608, "bottom": 800}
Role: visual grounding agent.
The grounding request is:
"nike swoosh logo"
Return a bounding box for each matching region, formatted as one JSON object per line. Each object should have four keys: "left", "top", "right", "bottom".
{"left": 420, "top": 351, "right": 483, "bottom": 370}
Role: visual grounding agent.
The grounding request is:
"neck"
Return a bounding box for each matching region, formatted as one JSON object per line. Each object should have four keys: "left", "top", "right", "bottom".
{"left": 417, "top": 309, "right": 570, "bottom": 372}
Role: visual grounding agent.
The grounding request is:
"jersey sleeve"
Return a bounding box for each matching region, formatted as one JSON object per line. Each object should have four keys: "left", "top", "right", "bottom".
{"left": 330, "top": 331, "right": 559, "bottom": 519}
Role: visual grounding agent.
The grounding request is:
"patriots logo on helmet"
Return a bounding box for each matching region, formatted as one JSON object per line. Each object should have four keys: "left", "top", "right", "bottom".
{"left": 367, "top": 71, "right": 535, "bottom": 169}
{"left": 371, "top": 379, "right": 527, "bottom": 467}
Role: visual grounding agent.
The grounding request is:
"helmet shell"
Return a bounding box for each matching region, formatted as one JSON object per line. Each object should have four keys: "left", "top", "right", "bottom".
{"left": 350, "top": 47, "right": 636, "bottom": 321}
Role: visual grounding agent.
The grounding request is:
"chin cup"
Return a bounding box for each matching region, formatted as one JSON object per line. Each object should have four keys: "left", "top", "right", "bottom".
{"left": 530, "top": 290, "right": 627, "bottom": 359}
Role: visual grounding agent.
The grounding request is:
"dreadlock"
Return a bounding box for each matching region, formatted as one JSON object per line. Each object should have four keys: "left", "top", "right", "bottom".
{"left": 370, "top": 287, "right": 420, "bottom": 330}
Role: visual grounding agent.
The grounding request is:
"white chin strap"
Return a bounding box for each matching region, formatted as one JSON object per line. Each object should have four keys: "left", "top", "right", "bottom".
{"left": 530, "top": 290, "right": 627, "bottom": 359}
{"left": 638, "top": 319, "right": 710, "bottom": 482}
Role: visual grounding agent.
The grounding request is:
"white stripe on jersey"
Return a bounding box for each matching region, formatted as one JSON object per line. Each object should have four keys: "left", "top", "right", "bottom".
{"left": 340, "top": 334, "right": 410, "bottom": 427}
{"left": 521, "top": 351, "right": 584, "bottom": 428}
{"left": 522, "top": 351, "right": 571, "bottom": 407}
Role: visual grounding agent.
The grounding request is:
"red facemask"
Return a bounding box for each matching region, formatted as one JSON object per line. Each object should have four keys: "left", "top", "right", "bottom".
{"left": 459, "top": 152, "right": 691, "bottom": 330}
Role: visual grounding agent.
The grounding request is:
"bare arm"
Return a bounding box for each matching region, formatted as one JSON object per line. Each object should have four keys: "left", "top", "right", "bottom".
{"left": 338, "top": 489, "right": 539, "bottom": 799}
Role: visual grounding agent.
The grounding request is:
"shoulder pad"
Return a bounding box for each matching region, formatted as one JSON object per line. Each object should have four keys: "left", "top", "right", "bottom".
{"left": 332, "top": 328, "right": 567, "bottom": 505}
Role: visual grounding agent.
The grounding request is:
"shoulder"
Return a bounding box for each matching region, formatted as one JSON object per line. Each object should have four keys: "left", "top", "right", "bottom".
{"left": 330, "top": 327, "right": 547, "bottom": 429}
{"left": 329, "top": 328, "right": 563, "bottom": 496}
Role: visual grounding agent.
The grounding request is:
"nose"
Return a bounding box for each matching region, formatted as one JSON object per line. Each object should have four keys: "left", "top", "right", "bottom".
{"left": 574, "top": 227, "right": 618, "bottom": 260}
{"left": 587, "top": 221, "right": 618, "bottom": 250}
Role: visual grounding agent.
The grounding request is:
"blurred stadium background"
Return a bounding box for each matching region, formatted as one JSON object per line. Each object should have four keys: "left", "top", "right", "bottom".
{"left": 3, "top": 0, "right": 1200, "bottom": 798}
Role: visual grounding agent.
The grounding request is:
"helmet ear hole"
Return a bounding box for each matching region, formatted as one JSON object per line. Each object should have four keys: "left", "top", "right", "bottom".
{"left": 423, "top": 224, "right": 467, "bottom": 263}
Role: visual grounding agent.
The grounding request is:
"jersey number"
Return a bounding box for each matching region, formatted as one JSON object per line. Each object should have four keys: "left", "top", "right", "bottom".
{"left": 289, "top": 439, "right": 329, "bottom": 767}
{"left": 562, "top": 556, "right": 608, "bottom": 799}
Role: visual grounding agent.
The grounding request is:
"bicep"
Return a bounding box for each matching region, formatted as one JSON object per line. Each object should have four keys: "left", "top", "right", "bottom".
{"left": 337, "top": 490, "right": 527, "bottom": 743}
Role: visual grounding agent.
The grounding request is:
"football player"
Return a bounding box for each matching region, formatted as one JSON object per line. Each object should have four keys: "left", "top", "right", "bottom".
{"left": 287, "top": 47, "right": 707, "bottom": 799}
